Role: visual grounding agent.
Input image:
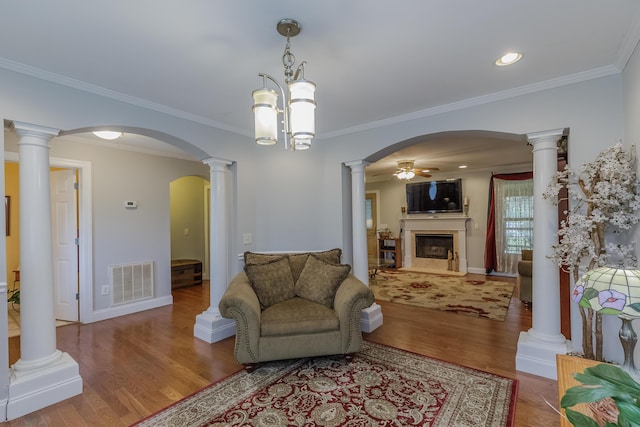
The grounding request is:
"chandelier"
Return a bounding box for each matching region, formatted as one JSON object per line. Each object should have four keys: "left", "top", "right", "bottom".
{"left": 252, "top": 19, "right": 316, "bottom": 151}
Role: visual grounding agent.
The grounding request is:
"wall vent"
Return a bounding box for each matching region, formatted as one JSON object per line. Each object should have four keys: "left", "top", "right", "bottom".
{"left": 110, "top": 261, "right": 154, "bottom": 306}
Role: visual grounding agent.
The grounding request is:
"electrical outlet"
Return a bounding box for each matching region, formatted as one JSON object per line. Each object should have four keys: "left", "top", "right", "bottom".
{"left": 101, "top": 285, "right": 110, "bottom": 296}
{"left": 243, "top": 233, "right": 252, "bottom": 244}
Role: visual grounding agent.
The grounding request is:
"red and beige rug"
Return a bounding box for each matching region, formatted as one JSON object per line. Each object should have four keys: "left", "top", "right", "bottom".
{"left": 133, "top": 341, "right": 517, "bottom": 426}
{"left": 371, "top": 270, "right": 515, "bottom": 321}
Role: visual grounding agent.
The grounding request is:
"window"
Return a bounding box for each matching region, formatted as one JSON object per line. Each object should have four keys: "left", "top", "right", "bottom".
{"left": 503, "top": 195, "right": 533, "bottom": 254}
{"left": 493, "top": 178, "right": 533, "bottom": 273}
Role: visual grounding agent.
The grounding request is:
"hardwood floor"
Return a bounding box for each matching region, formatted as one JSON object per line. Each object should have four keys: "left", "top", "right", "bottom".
{"left": 7, "top": 274, "right": 560, "bottom": 426}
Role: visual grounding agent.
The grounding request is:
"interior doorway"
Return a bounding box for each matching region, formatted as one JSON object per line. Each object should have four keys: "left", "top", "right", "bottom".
{"left": 5, "top": 161, "right": 83, "bottom": 323}
{"left": 366, "top": 192, "right": 379, "bottom": 260}
{"left": 5, "top": 153, "right": 92, "bottom": 324}
{"left": 169, "top": 176, "right": 210, "bottom": 287}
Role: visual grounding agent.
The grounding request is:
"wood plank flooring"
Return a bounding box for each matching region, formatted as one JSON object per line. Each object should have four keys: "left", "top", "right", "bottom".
{"left": 7, "top": 273, "right": 560, "bottom": 426}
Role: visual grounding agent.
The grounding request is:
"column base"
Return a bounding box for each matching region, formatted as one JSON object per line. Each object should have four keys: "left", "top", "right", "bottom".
{"left": 7, "top": 351, "right": 82, "bottom": 420}
{"left": 194, "top": 308, "right": 235, "bottom": 343}
{"left": 516, "top": 330, "right": 570, "bottom": 380}
{"left": 361, "top": 303, "right": 383, "bottom": 333}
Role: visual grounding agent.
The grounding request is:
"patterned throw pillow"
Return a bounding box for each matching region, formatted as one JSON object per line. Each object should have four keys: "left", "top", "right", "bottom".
{"left": 244, "top": 251, "right": 283, "bottom": 266}
{"left": 244, "top": 249, "right": 343, "bottom": 283}
{"left": 295, "top": 254, "right": 351, "bottom": 308}
{"left": 244, "top": 256, "right": 295, "bottom": 309}
{"left": 312, "top": 248, "right": 342, "bottom": 265}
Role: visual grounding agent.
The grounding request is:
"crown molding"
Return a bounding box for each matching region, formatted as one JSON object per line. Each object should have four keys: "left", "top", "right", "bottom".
{"left": 321, "top": 65, "right": 621, "bottom": 140}
{"left": 0, "top": 58, "right": 250, "bottom": 137}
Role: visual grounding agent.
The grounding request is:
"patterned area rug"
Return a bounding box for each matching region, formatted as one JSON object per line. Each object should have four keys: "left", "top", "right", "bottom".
{"left": 371, "top": 270, "right": 515, "bottom": 321}
{"left": 133, "top": 341, "right": 517, "bottom": 427}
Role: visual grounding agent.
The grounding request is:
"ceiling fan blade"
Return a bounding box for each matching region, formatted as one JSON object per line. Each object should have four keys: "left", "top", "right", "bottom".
{"left": 414, "top": 170, "right": 432, "bottom": 178}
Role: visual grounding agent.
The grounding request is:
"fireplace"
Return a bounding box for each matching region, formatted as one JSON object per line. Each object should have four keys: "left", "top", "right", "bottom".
{"left": 416, "top": 234, "right": 454, "bottom": 260}
{"left": 400, "top": 216, "right": 470, "bottom": 273}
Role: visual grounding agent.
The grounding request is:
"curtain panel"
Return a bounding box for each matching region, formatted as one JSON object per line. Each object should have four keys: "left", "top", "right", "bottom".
{"left": 484, "top": 172, "right": 533, "bottom": 274}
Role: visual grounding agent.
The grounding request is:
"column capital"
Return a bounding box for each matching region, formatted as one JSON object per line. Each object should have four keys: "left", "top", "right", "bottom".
{"left": 345, "top": 160, "right": 369, "bottom": 173}
{"left": 526, "top": 128, "right": 564, "bottom": 148}
{"left": 10, "top": 121, "right": 60, "bottom": 140}
{"left": 203, "top": 157, "right": 233, "bottom": 174}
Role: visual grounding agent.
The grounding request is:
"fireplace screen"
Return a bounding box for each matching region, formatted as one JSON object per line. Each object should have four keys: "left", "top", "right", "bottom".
{"left": 416, "top": 234, "right": 454, "bottom": 260}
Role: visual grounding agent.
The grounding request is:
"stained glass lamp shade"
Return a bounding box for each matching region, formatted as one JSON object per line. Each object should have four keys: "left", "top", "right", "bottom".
{"left": 573, "top": 266, "right": 640, "bottom": 376}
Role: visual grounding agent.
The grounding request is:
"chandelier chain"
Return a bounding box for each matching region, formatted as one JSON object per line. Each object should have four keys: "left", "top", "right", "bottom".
{"left": 282, "top": 35, "right": 295, "bottom": 83}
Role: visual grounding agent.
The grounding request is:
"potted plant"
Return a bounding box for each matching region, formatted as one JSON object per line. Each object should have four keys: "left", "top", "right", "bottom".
{"left": 7, "top": 287, "right": 19, "bottom": 307}
{"left": 544, "top": 143, "right": 640, "bottom": 361}
{"left": 561, "top": 363, "right": 640, "bottom": 426}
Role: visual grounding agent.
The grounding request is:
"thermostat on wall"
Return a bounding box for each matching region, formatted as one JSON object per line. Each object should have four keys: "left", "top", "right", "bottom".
{"left": 124, "top": 201, "right": 138, "bottom": 209}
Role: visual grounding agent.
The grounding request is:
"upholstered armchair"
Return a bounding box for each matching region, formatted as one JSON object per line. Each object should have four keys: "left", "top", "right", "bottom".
{"left": 219, "top": 249, "right": 375, "bottom": 371}
{"left": 517, "top": 249, "right": 532, "bottom": 305}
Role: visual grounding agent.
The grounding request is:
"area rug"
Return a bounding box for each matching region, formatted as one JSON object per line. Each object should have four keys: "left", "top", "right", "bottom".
{"left": 371, "top": 270, "right": 515, "bottom": 321}
{"left": 133, "top": 341, "right": 517, "bottom": 427}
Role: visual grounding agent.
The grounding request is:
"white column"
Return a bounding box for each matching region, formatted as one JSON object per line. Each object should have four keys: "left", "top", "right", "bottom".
{"left": 194, "top": 157, "right": 235, "bottom": 343}
{"left": 516, "top": 128, "right": 570, "bottom": 379}
{"left": 345, "top": 160, "right": 383, "bottom": 332}
{"left": 7, "top": 122, "right": 82, "bottom": 420}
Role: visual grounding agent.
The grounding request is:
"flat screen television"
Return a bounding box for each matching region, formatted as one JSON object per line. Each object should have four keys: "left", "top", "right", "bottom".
{"left": 406, "top": 178, "right": 463, "bottom": 214}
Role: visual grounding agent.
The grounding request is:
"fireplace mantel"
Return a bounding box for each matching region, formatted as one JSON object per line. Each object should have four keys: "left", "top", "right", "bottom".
{"left": 400, "top": 216, "right": 470, "bottom": 273}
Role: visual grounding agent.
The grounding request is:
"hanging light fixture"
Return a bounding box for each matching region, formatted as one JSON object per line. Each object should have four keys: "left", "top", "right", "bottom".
{"left": 252, "top": 19, "right": 316, "bottom": 151}
{"left": 395, "top": 161, "right": 416, "bottom": 180}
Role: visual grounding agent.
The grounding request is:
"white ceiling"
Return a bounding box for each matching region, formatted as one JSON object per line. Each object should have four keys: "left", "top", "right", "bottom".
{"left": 1, "top": 1, "right": 638, "bottom": 176}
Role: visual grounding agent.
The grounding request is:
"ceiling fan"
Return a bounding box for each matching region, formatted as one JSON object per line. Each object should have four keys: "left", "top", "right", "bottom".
{"left": 393, "top": 160, "right": 439, "bottom": 180}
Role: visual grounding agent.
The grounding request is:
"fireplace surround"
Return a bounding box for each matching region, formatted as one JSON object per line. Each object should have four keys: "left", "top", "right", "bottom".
{"left": 400, "top": 216, "right": 470, "bottom": 273}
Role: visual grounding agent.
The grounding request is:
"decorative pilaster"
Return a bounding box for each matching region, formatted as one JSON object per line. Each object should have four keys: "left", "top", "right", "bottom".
{"left": 194, "top": 157, "right": 235, "bottom": 343}
{"left": 7, "top": 121, "right": 82, "bottom": 420}
{"left": 516, "top": 128, "right": 570, "bottom": 379}
{"left": 345, "top": 160, "right": 383, "bottom": 332}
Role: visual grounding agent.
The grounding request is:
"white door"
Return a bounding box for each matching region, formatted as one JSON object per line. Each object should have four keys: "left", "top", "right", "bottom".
{"left": 51, "top": 169, "right": 79, "bottom": 321}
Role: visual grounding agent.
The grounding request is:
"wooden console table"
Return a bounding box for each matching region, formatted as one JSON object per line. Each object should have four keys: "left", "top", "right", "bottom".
{"left": 171, "top": 259, "right": 203, "bottom": 289}
{"left": 378, "top": 238, "right": 402, "bottom": 268}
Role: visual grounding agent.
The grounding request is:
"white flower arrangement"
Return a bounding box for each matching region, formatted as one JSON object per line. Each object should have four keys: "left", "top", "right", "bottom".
{"left": 544, "top": 142, "right": 640, "bottom": 360}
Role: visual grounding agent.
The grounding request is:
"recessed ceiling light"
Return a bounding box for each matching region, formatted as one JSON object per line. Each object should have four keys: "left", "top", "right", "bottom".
{"left": 495, "top": 52, "right": 522, "bottom": 66}
{"left": 458, "top": 165, "right": 468, "bottom": 169}
{"left": 93, "top": 131, "right": 123, "bottom": 140}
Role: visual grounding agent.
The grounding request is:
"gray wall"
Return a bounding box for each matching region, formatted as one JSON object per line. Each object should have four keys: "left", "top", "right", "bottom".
{"left": 0, "top": 46, "right": 635, "bottom": 364}
{"left": 4, "top": 133, "right": 209, "bottom": 311}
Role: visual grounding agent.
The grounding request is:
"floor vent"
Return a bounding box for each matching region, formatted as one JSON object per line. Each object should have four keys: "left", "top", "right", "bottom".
{"left": 110, "top": 261, "right": 154, "bottom": 305}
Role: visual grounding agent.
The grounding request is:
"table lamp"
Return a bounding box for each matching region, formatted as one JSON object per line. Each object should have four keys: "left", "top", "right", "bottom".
{"left": 572, "top": 266, "right": 640, "bottom": 376}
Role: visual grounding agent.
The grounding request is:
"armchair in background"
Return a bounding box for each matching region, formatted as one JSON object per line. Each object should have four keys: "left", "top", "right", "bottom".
{"left": 517, "top": 249, "right": 532, "bottom": 306}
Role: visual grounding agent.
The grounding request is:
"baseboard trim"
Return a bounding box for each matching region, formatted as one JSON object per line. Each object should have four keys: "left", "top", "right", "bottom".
{"left": 88, "top": 295, "right": 173, "bottom": 323}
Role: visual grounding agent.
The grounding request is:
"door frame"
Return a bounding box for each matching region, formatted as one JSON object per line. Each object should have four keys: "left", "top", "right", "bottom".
{"left": 5, "top": 152, "right": 92, "bottom": 323}
{"left": 365, "top": 190, "right": 381, "bottom": 259}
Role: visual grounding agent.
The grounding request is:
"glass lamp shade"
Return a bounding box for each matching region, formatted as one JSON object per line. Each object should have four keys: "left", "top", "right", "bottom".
{"left": 573, "top": 266, "right": 640, "bottom": 318}
{"left": 294, "top": 139, "right": 311, "bottom": 150}
{"left": 406, "top": 171, "right": 415, "bottom": 179}
{"left": 288, "top": 79, "right": 316, "bottom": 141}
{"left": 252, "top": 88, "right": 279, "bottom": 145}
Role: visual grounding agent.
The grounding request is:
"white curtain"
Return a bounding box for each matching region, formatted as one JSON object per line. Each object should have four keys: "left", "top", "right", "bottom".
{"left": 493, "top": 178, "right": 534, "bottom": 274}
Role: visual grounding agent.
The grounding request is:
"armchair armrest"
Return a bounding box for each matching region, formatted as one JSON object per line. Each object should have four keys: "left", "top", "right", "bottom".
{"left": 334, "top": 274, "right": 375, "bottom": 353}
{"left": 218, "top": 272, "right": 261, "bottom": 363}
